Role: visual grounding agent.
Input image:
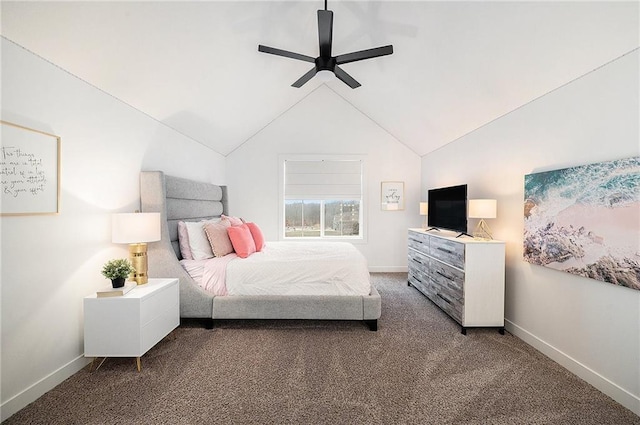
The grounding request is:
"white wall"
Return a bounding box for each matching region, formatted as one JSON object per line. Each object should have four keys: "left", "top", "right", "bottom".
{"left": 226, "top": 85, "right": 422, "bottom": 271}
{"left": 0, "top": 38, "right": 226, "bottom": 421}
{"left": 421, "top": 50, "right": 639, "bottom": 415}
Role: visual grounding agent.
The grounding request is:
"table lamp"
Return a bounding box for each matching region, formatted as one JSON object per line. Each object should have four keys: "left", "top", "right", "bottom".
{"left": 468, "top": 199, "right": 497, "bottom": 240}
{"left": 112, "top": 212, "right": 161, "bottom": 284}
{"left": 420, "top": 202, "right": 428, "bottom": 228}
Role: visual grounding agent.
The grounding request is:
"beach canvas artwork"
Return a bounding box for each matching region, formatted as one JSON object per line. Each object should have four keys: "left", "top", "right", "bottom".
{"left": 523, "top": 156, "right": 640, "bottom": 291}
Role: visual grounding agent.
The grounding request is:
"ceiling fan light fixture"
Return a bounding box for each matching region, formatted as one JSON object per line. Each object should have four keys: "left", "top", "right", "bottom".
{"left": 316, "top": 70, "right": 334, "bottom": 82}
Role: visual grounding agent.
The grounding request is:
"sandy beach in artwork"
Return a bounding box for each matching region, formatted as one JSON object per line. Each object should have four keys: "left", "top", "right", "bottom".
{"left": 553, "top": 201, "right": 640, "bottom": 261}
{"left": 528, "top": 202, "right": 640, "bottom": 270}
{"left": 524, "top": 200, "right": 640, "bottom": 290}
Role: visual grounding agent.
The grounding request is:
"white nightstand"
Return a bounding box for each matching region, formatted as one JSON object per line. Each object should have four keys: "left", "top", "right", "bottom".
{"left": 84, "top": 278, "right": 179, "bottom": 371}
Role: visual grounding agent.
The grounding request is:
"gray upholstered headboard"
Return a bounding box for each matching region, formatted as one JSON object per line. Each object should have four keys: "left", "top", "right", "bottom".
{"left": 139, "top": 171, "right": 228, "bottom": 317}
{"left": 141, "top": 171, "right": 228, "bottom": 259}
{"left": 164, "top": 174, "right": 228, "bottom": 259}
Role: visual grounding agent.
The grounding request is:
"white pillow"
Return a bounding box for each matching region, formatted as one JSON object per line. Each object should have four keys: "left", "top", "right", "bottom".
{"left": 184, "top": 218, "right": 221, "bottom": 260}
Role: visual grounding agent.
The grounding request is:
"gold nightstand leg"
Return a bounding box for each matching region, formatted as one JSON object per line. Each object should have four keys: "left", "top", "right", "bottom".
{"left": 90, "top": 357, "right": 107, "bottom": 372}
{"left": 136, "top": 357, "right": 141, "bottom": 372}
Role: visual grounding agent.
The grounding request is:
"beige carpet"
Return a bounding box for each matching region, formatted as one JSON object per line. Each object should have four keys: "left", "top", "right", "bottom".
{"left": 5, "top": 273, "right": 639, "bottom": 424}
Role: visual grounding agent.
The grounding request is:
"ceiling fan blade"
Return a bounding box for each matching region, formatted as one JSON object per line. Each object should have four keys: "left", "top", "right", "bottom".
{"left": 292, "top": 67, "right": 318, "bottom": 88}
{"left": 333, "top": 66, "right": 361, "bottom": 89}
{"left": 335, "top": 45, "right": 393, "bottom": 65}
{"left": 317, "top": 9, "right": 333, "bottom": 58}
{"left": 258, "top": 45, "right": 315, "bottom": 63}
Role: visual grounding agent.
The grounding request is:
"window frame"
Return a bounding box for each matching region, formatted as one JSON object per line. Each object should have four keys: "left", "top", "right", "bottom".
{"left": 278, "top": 154, "right": 367, "bottom": 242}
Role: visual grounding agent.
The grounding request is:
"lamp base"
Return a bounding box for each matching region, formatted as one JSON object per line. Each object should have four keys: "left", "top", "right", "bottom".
{"left": 473, "top": 219, "right": 493, "bottom": 240}
{"left": 129, "top": 243, "right": 149, "bottom": 285}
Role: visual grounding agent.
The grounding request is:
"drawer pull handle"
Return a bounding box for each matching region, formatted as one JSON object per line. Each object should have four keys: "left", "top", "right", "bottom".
{"left": 437, "top": 294, "right": 451, "bottom": 304}
{"left": 409, "top": 238, "right": 423, "bottom": 244}
{"left": 437, "top": 247, "right": 453, "bottom": 254}
{"left": 436, "top": 271, "right": 453, "bottom": 280}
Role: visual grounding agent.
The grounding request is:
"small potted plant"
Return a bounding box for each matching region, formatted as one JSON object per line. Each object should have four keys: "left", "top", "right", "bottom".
{"left": 101, "top": 258, "right": 135, "bottom": 288}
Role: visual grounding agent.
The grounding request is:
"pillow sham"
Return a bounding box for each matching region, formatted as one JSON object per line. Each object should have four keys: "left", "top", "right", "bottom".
{"left": 204, "top": 220, "right": 234, "bottom": 257}
{"left": 184, "top": 218, "right": 221, "bottom": 260}
{"left": 177, "top": 221, "right": 193, "bottom": 260}
{"left": 221, "top": 214, "right": 245, "bottom": 227}
{"left": 227, "top": 224, "right": 257, "bottom": 258}
{"left": 245, "top": 222, "right": 265, "bottom": 252}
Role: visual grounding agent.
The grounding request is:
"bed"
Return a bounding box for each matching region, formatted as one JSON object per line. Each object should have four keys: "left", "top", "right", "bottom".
{"left": 140, "top": 171, "right": 381, "bottom": 330}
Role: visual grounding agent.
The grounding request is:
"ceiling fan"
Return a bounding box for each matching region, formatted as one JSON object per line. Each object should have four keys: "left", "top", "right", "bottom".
{"left": 258, "top": 0, "right": 393, "bottom": 89}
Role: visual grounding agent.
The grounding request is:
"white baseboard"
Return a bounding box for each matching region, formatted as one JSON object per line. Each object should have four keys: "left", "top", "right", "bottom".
{"left": 505, "top": 319, "right": 640, "bottom": 416}
{"left": 1, "top": 355, "right": 91, "bottom": 422}
{"left": 369, "top": 266, "right": 408, "bottom": 273}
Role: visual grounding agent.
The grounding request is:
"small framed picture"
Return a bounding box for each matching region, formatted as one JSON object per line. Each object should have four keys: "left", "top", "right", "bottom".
{"left": 381, "top": 181, "right": 404, "bottom": 211}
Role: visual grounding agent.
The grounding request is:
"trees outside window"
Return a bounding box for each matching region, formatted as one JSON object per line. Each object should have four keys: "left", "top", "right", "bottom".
{"left": 285, "top": 200, "right": 360, "bottom": 238}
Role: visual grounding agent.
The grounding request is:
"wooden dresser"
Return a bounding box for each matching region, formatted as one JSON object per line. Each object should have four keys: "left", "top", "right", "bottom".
{"left": 408, "top": 228, "right": 505, "bottom": 334}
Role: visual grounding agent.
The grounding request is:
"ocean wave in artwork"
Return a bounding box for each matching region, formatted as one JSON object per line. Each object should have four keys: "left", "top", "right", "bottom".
{"left": 523, "top": 156, "right": 640, "bottom": 291}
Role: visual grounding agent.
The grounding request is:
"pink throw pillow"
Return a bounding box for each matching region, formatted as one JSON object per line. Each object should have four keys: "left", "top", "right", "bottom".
{"left": 221, "top": 214, "right": 244, "bottom": 227}
{"left": 227, "top": 224, "right": 256, "bottom": 258}
{"left": 203, "top": 220, "right": 234, "bottom": 257}
{"left": 245, "top": 222, "right": 265, "bottom": 252}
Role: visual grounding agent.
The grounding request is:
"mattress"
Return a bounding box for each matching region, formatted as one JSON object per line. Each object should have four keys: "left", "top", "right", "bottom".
{"left": 180, "top": 241, "right": 371, "bottom": 296}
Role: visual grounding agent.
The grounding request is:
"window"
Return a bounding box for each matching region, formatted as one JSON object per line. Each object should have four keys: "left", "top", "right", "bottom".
{"left": 282, "top": 157, "right": 364, "bottom": 239}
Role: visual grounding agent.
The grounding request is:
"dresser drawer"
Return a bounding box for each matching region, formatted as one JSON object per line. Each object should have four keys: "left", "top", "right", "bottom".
{"left": 408, "top": 247, "right": 430, "bottom": 270}
{"left": 408, "top": 274, "right": 430, "bottom": 298}
{"left": 408, "top": 231, "right": 429, "bottom": 252}
{"left": 429, "top": 236, "right": 465, "bottom": 270}
{"left": 430, "top": 260, "right": 464, "bottom": 295}
{"left": 141, "top": 282, "right": 179, "bottom": 325}
{"left": 429, "top": 288, "right": 463, "bottom": 324}
{"left": 429, "top": 260, "right": 464, "bottom": 323}
{"left": 141, "top": 305, "right": 179, "bottom": 354}
{"left": 408, "top": 249, "right": 431, "bottom": 294}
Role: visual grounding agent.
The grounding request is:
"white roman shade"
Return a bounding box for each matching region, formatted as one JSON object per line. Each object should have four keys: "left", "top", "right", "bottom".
{"left": 284, "top": 160, "right": 362, "bottom": 200}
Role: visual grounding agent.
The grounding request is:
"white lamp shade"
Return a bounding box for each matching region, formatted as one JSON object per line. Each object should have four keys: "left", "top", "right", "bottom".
{"left": 112, "top": 212, "right": 161, "bottom": 243}
{"left": 468, "top": 199, "right": 497, "bottom": 219}
{"left": 420, "top": 202, "right": 428, "bottom": 215}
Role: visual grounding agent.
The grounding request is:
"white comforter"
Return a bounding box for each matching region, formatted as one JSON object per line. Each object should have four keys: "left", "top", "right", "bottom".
{"left": 180, "top": 242, "right": 371, "bottom": 296}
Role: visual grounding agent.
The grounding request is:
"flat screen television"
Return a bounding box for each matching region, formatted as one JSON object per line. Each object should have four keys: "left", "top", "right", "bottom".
{"left": 427, "top": 184, "right": 468, "bottom": 235}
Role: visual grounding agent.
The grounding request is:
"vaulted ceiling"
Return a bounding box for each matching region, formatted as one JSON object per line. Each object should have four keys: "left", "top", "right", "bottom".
{"left": 2, "top": 1, "right": 638, "bottom": 156}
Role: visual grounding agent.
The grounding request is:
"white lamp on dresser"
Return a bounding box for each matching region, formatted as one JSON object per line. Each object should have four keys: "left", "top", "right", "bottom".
{"left": 419, "top": 202, "right": 428, "bottom": 228}
{"left": 468, "top": 199, "right": 497, "bottom": 240}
